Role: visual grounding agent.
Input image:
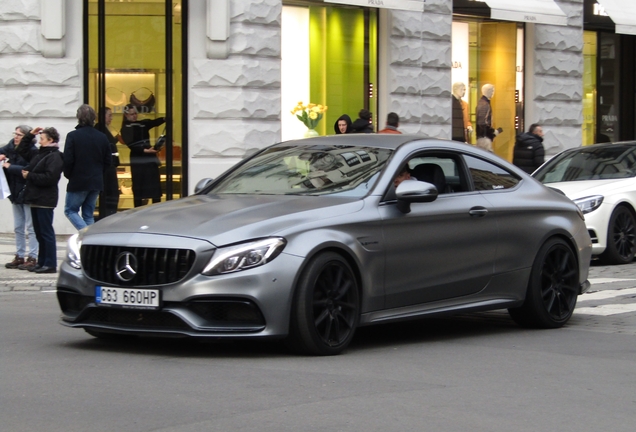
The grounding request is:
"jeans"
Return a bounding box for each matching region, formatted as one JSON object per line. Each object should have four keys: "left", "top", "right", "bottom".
{"left": 12, "top": 203, "right": 38, "bottom": 259}
{"left": 64, "top": 190, "right": 100, "bottom": 230}
{"left": 31, "top": 207, "right": 57, "bottom": 268}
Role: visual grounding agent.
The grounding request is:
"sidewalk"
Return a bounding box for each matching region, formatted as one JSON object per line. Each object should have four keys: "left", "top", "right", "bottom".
{"left": 0, "top": 233, "right": 70, "bottom": 292}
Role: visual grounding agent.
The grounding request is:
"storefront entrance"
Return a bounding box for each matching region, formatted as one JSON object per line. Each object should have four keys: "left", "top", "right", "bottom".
{"left": 85, "top": 0, "right": 186, "bottom": 214}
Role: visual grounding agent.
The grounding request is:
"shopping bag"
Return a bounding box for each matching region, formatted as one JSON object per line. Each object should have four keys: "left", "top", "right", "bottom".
{"left": 0, "top": 168, "right": 11, "bottom": 199}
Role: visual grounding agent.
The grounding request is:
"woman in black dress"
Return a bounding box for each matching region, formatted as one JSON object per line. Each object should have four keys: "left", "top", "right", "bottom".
{"left": 120, "top": 104, "right": 165, "bottom": 207}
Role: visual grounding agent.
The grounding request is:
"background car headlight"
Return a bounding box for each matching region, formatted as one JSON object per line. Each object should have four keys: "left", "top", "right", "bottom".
{"left": 573, "top": 195, "right": 604, "bottom": 214}
{"left": 67, "top": 233, "right": 83, "bottom": 269}
{"left": 202, "top": 237, "right": 286, "bottom": 275}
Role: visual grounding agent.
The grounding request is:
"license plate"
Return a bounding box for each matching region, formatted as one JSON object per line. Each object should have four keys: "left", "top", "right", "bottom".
{"left": 95, "top": 286, "right": 160, "bottom": 309}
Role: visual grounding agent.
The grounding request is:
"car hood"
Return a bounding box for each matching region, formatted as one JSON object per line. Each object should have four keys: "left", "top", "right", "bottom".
{"left": 543, "top": 178, "right": 634, "bottom": 200}
{"left": 86, "top": 194, "right": 364, "bottom": 246}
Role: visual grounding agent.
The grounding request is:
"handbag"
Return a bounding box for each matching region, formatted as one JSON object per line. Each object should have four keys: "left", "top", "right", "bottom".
{"left": 0, "top": 168, "right": 11, "bottom": 200}
{"left": 153, "top": 127, "right": 167, "bottom": 151}
{"left": 130, "top": 87, "right": 155, "bottom": 113}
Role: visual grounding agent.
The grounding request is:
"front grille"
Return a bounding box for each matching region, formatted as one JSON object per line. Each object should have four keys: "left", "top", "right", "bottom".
{"left": 82, "top": 245, "right": 196, "bottom": 286}
{"left": 82, "top": 308, "right": 191, "bottom": 329}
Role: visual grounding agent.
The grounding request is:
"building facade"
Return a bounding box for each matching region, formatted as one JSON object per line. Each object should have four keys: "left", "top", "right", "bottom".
{"left": 0, "top": 0, "right": 633, "bottom": 234}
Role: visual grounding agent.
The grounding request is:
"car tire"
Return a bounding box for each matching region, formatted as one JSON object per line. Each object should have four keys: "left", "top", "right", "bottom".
{"left": 287, "top": 252, "right": 360, "bottom": 356}
{"left": 508, "top": 237, "right": 579, "bottom": 328}
{"left": 599, "top": 206, "right": 636, "bottom": 265}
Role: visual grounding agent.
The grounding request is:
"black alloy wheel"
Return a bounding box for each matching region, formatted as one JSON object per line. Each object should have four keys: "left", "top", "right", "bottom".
{"left": 288, "top": 252, "right": 360, "bottom": 355}
{"left": 600, "top": 206, "right": 636, "bottom": 265}
{"left": 509, "top": 238, "right": 579, "bottom": 328}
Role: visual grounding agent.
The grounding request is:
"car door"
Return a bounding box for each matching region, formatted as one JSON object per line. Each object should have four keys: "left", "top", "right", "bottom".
{"left": 379, "top": 152, "right": 498, "bottom": 309}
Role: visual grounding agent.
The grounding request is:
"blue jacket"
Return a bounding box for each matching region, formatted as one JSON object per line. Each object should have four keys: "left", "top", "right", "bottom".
{"left": 63, "top": 124, "right": 112, "bottom": 192}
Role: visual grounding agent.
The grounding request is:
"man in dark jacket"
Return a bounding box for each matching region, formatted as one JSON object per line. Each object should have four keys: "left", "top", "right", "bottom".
{"left": 351, "top": 109, "right": 374, "bottom": 134}
{"left": 0, "top": 126, "right": 39, "bottom": 270}
{"left": 513, "top": 124, "right": 545, "bottom": 174}
{"left": 19, "top": 127, "right": 65, "bottom": 273}
{"left": 63, "top": 104, "right": 112, "bottom": 230}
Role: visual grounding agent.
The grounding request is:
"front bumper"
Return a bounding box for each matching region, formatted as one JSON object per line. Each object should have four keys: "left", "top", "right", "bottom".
{"left": 56, "top": 251, "right": 305, "bottom": 339}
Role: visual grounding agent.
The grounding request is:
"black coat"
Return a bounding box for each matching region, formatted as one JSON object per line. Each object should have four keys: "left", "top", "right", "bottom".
{"left": 513, "top": 132, "right": 545, "bottom": 174}
{"left": 476, "top": 96, "right": 495, "bottom": 140}
{"left": 0, "top": 138, "right": 38, "bottom": 204}
{"left": 351, "top": 118, "right": 374, "bottom": 134}
{"left": 63, "top": 124, "right": 112, "bottom": 192}
{"left": 21, "top": 145, "right": 64, "bottom": 208}
{"left": 451, "top": 96, "right": 465, "bottom": 142}
{"left": 95, "top": 123, "right": 121, "bottom": 216}
{"left": 121, "top": 118, "right": 165, "bottom": 199}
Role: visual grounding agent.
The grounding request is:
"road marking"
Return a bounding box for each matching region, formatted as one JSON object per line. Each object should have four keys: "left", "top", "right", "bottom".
{"left": 575, "top": 304, "right": 636, "bottom": 316}
{"left": 579, "top": 287, "right": 636, "bottom": 302}
{"left": 588, "top": 278, "right": 636, "bottom": 285}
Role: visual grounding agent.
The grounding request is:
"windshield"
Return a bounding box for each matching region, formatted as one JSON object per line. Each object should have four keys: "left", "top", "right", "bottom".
{"left": 207, "top": 144, "right": 393, "bottom": 197}
{"left": 534, "top": 145, "right": 636, "bottom": 183}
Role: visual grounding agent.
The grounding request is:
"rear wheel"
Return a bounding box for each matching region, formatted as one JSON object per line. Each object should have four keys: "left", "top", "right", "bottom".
{"left": 287, "top": 252, "right": 360, "bottom": 356}
{"left": 509, "top": 238, "right": 579, "bottom": 328}
{"left": 599, "top": 206, "right": 636, "bottom": 265}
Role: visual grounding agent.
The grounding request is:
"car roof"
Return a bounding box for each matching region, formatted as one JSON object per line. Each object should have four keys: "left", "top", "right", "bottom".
{"left": 280, "top": 134, "right": 435, "bottom": 150}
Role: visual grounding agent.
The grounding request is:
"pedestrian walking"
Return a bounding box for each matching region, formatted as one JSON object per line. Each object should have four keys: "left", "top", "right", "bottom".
{"left": 95, "top": 106, "right": 121, "bottom": 218}
{"left": 0, "top": 126, "right": 39, "bottom": 270}
{"left": 18, "top": 127, "right": 65, "bottom": 274}
{"left": 513, "top": 124, "right": 545, "bottom": 174}
{"left": 351, "top": 109, "right": 374, "bottom": 134}
{"left": 378, "top": 112, "right": 401, "bottom": 134}
{"left": 63, "top": 104, "right": 112, "bottom": 230}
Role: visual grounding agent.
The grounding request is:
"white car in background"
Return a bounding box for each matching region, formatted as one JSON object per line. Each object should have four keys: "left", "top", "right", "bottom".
{"left": 533, "top": 142, "right": 636, "bottom": 264}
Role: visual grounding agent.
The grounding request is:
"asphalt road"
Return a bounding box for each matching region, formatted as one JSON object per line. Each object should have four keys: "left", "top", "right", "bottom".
{"left": 2, "top": 259, "right": 636, "bottom": 432}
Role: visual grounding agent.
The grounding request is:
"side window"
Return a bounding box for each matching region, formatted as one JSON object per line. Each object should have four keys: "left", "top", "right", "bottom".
{"left": 407, "top": 155, "right": 464, "bottom": 194}
{"left": 464, "top": 155, "right": 520, "bottom": 191}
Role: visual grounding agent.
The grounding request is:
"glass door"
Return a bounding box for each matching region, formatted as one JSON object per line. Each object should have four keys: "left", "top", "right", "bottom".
{"left": 86, "top": 0, "right": 185, "bottom": 214}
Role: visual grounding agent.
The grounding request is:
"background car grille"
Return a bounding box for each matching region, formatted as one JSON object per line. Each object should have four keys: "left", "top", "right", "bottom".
{"left": 81, "top": 245, "right": 196, "bottom": 286}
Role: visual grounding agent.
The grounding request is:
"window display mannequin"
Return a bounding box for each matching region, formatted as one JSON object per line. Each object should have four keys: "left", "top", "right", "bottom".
{"left": 475, "top": 84, "right": 503, "bottom": 152}
{"left": 451, "top": 82, "right": 472, "bottom": 143}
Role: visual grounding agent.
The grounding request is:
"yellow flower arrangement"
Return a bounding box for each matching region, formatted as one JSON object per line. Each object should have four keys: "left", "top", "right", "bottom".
{"left": 291, "top": 101, "right": 328, "bottom": 130}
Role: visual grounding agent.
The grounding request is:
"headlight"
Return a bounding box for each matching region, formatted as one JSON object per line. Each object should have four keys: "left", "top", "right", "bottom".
{"left": 67, "top": 232, "right": 83, "bottom": 269}
{"left": 573, "top": 195, "right": 604, "bottom": 214}
{"left": 202, "top": 237, "right": 286, "bottom": 276}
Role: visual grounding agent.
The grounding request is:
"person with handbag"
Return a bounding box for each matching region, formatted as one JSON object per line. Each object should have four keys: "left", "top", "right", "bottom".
{"left": 63, "top": 104, "right": 112, "bottom": 230}
{"left": 0, "top": 125, "right": 39, "bottom": 270}
{"left": 18, "top": 127, "right": 65, "bottom": 274}
{"left": 120, "top": 103, "right": 165, "bottom": 207}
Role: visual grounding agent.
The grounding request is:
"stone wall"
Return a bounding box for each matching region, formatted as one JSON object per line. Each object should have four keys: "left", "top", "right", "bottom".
{"left": 527, "top": 0, "right": 584, "bottom": 156}
{"left": 386, "top": 0, "right": 452, "bottom": 138}
{"left": 189, "top": 0, "right": 281, "bottom": 160}
{"left": 0, "top": 0, "right": 81, "bottom": 235}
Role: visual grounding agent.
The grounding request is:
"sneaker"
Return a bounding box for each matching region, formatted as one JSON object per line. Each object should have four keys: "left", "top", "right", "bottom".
{"left": 18, "top": 257, "right": 37, "bottom": 271}
{"left": 34, "top": 266, "right": 57, "bottom": 274}
{"left": 28, "top": 264, "right": 42, "bottom": 272}
{"left": 5, "top": 255, "right": 25, "bottom": 269}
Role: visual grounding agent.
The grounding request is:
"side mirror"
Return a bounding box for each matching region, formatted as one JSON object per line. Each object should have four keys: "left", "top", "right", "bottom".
{"left": 395, "top": 180, "right": 438, "bottom": 214}
{"left": 194, "top": 178, "right": 214, "bottom": 194}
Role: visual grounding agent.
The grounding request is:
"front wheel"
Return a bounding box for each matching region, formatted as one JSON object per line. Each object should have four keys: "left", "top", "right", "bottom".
{"left": 599, "top": 206, "right": 636, "bottom": 265}
{"left": 509, "top": 238, "right": 579, "bottom": 328}
{"left": 287, "top": 252, "right": 360, "bottom": 356}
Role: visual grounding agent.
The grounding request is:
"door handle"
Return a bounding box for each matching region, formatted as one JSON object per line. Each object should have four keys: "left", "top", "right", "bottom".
{"left": 469, "top": 206, "right": 488, "bottom": 217}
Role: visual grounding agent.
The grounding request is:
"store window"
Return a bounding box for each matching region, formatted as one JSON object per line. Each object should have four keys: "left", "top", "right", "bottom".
{"left": 86, "top": 0, "right": 185, "bottom": 214}
{"left": 452, "top": 20, "right": 524, "bottom": 162}
{"left": 583, "top": 31, "right": 597, "bottom": 146}
{"left": 598, "top": 33, "right": 621, "bottom": 144}
{"left": 281, "top": 4, "right": 377, "bottom": 140}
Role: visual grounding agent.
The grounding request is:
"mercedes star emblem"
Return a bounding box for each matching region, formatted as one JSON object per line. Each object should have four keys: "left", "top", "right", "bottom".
{"left": 115, "top": 251, "right": 138, "bottom": 282}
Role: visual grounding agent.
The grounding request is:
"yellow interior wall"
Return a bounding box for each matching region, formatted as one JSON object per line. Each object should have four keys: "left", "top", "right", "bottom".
{"left": 477, "top": 23, "right": 518, "bottom": 162}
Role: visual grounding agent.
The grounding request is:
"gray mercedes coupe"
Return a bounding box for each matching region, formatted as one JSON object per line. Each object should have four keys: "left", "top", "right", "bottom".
{"left": 57, "top": 135, "right": 592, "bottom": 355}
